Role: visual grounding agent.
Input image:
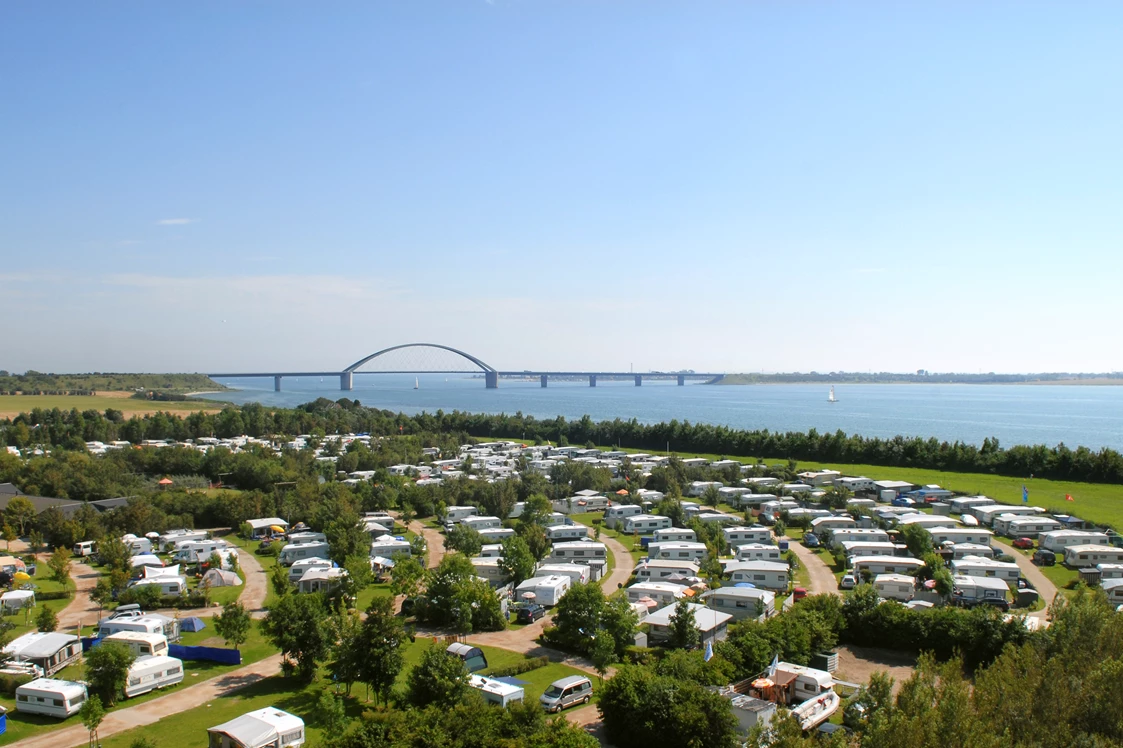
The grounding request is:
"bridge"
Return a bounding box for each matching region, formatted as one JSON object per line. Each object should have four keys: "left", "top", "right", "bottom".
{"left": 208, "top": 343, "right": 724, "bottom": 391}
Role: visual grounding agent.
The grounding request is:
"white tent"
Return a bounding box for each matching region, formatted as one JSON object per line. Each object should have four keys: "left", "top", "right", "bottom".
{"left": 1, "top": 590, "right": 35, "bottom": 613}
{"left": 200, "top": 569, "right": 242, "bottom": 588}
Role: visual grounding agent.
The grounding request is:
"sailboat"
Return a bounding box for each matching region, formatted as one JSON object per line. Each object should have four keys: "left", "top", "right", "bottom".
{"left": 414, "top": 377, "right": 419, "bottom": 390}
{"left": 828, "top": 386, "right": 837, "bottom": 403}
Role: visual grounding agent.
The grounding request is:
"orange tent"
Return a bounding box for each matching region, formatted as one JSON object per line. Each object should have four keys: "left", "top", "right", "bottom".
{"left": 615, "top": 489, "right": 629, "bottom": 496}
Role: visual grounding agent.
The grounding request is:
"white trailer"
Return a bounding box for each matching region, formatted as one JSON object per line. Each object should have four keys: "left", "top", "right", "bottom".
{"left": 288, "top": 558, "right": 334, "bottom": 583}
{"left": 535, "top": 563, "right": 591, "bottom": 585}
{"left": 734, "top": 543, "right": 784, "bottom": 562}
{"left": 278, "top": 541, "right": 331, "bottom": 567}
{"left": 546, "top": 524, "right": 590, "bottom": 542}
{"left": 469, "top": 674, "right": 524, "bottom": 707}
{"left": 874, "top": 573, "right": 915, "bottom": 602}
{"left": 653, "top": 527, "right": 697, "bottom": 543}
{"left": 127, "top": 576, "right": 187, "bottom": 596}
{"left": 102, "top": 631, "right": 169, "bottom": 658}
{"left": 515, "top": 575, "right": 571, "bottom": 606}
{"left": 604, "top": 504, "right": 643, "bottom": 529}
{"left": 15, "top": 678, "right": 87, "bottom": 718}
{"left": 622, "top": 514, "right": 673, "bottom": 535}
{"left": 724, "top": 526, "right": 774, "bottom": 545}
{"left": 124, "top": 654, "right": 184, "bottom": 698}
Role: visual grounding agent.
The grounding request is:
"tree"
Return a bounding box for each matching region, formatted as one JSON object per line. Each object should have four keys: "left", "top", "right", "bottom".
{"left": 4, "top": 496, "right": 35, "bottom": 536}
{"left": 417, "top": 554, "right": 505, "bottom": 632}
{"left": 327, "top": 610, "right": 364, "bottom": 696}
{"left": 46, "top": 547, "right": 73, "bottom": 594}
{"left": 358, "top": 596, "right": 406, "bottom": 704}
{"left": 445, "top": 523, "right": 483, "bottom": 557}
{"left": 80, "top": 694, "right": 105, "bottom": 748}
{"left": 498, "top": 535, "right": 536, "bottom": 587}
{"left": 591, "top": 634, "right": 616, "bottom": 682}
{"left": 269, "top": 562, "right": 292, "bottom": 598}
{"left": 96, "top": 535, "right": 130, "bottom": 573}
{"left": 213, "top": 601, "right": 251, "bottom": 650}
{"left": 317, "top": 690, "right": 349, "bottom": 741}
{"left": 667, "top": 598, "right": 700, "bottom": 650}
{"left": 407, "top": 644, "right": 469, "bottom": 708}
{"left": 1, "top": 524, "right": 15, "bottom": 551}
{"left": 261, "top": 592, "right": 330, "bottom": 682}
{"left": 36, "top": 604, "right": 58, "bottom": 633}
{"left": 390, "top": 555, "right": 425, "bottom": 601}
{"left": 91, "top": 578, "right": 114, "bottom": 613}
{"left": 85, "top": 641, "right": 136, "bottom": 705}
{"left": 28, "top": 529, "right": 43, "bottom": 555}
{"left": 546, "top": 582, "right": 605, "bottom": 655}
{"left": 341, "top": 553, "right": 374, "bottom": 602}
{"left": 207, "top": 550, "right": 225, "bottom": 570}
{"left": 901, "top": 524, "right": 934, "bottom": 558}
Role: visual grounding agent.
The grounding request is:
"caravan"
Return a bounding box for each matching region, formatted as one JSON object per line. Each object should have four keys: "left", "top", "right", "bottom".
{"left": 15, "top": 679, "right": 87, "bottom": 718}
{"left": 604, "top": 504, "right": 643, "bottom": 530}
{"left": 103, "top": 631, "right": 169, "bottom": 658}
{"left": 124, "top": 655, "right": 184, "bottom": 698}
{"left": 127, "top": 576, "right": 187, "bottom": 596}
{"left": 278, "top": 542, "right": 331, "bottom": 567}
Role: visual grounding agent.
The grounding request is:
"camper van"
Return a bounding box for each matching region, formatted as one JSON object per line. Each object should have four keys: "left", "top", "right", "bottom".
{"left": 288, "top": 558, "right": 334, "bottom": 583}
{"left": 123, "top": 536, "right": 153, "bottom": 555}
{"left": 278, "top": 542, "right": 331, "bottom": 567}
{"left": 124, "top": 655, "right": 184, "bottom": 698}
{"left": 15, "top": 678, "right": 87, "bottom": 718}
{"left": 72, "top": 541, "right": 97, "bottom": 557}
{"left": 103, "top": 631, "right": 169, "bottom": 658}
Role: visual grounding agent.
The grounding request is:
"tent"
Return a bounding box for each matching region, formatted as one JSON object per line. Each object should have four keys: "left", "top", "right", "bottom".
{"left": 181, "top": 616, "right": 206, "bottom": 633}
{"left": 201, "top": 569, "right": 242, "bottom": 588}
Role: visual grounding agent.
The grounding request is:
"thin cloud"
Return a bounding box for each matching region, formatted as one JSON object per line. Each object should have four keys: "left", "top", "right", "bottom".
{"left": 854, "top": 268, "right": 887, "bottom": 274}
{"left": 156, "top": 218, "right": 195, "bottom": 225}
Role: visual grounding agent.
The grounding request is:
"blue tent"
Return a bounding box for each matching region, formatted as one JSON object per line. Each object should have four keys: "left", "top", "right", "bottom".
{"left": 181, "top": 616, "right": 206, "bottom": 633}
{"left": 734, "top": 582, "right": 756, "bottom": 589}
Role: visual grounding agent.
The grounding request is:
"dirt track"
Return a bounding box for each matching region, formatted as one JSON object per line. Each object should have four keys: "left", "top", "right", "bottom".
{"left": 787, "top": 539, "right": 840, "bottom": 596}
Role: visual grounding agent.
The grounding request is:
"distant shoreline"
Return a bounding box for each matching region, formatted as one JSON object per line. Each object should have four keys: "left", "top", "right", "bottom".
{"left": 712, "top": 378, "right": 1123, "bottom": 387}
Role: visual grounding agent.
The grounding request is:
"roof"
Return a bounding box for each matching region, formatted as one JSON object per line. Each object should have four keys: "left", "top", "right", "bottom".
{"left": 5, "top": 632, "right": 79, "bottom": 659}
{"left": 729, "top": 561, "right": 789, "bottom": 572}
{"left": 246, "top": 518, "right": 288, "bottom": 529}
{"left": 469, "top": 674, "right": 523, "bottom": 697}
{"left": 953, "top": 574, "right": 1009, "bottom": 592}
{"left": 701, "top": 587, "right": 774, "bottom": 601}
{"left": 874, "top": 573, "right": 916, "bottom": 585}
{"left": 18, "top": 678, "right": 86, "bottom": 696}
{"left": 208, "top": 708, "right": 304, "bottom": 746}
{"left": 645, "top": 602, "right": 733, "bottom": 632}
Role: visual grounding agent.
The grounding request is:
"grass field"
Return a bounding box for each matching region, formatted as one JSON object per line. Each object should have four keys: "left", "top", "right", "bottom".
{"left": 591, "top": 444, "right": 1123, "bottom": 529}
{"left": 97, "top": 639, "right": 587, "bottom": 748}
{"left": 0, "top": 393, "right": 224, "bottom": 419}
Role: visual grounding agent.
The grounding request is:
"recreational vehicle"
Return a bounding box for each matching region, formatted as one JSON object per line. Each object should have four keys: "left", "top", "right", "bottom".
{"left": 927, "top": 527, "right": 994, "bottom": 547}
{"left": 734, "top": 543, "right": 783, "bottom": 562}
{"left": 1064, "top": 544, "right": 1123, "bottom": 569}
{"left": 102, "top": 631, "right": 169, "bottom": 658}
{"left": 207, "top": 707, "right": 305, "bottom": 748}
{"left": 625, "top": 582, "right": 689, "bottom": 607}
{"left": 546, "top": 524, "right": 590, "bottom": 542}
{"left": 653, "top": 527, "right": 697, "bottom": 543}
{"left": 469, "top": 674, "right": 524, "bottom": 707}
{"left": 15, "top": 679, "right": 87, "bottom": 718}
{"left": 535, "top": 563, "right": 591, "bottom": 585}
{"left": 726, "top": 561, "right": 790, "bottom": 590}
{"left": 632, "top": 559, "right": 701, "bottom": 582}
{"left": 549, "top": 541, "right": 607, "bottom": 565}
{"left": 645, "top": 603, "right": 732, "bottom": 648}
{"left": 700, "top": 587, "right": 775, "bottom": 620}
{"left": 461, "top": 515, "right": 502, "bottom": 532}
{"left": 604, "top": 504, "right": 643, "bottom": 530}
{"left": 127, "top": 576, "right": 187, "bottom": 596}
{"left": 622, "top": 514, "right": 673, "bottom": 535}
{"left": 850, "top": 556, "right": 926, "bottom": 576}
{"left": 874, "top": 573, "right": 915, "bottom": 602}
{"left": 3, "top": 632, "right": 82, "bottom": 676}
{"left": 515, "top": 575, "right": 571, "bottom": 606}
{"left": 949, "top": 556, "right": 1021, "bottom": 583}
{"left": 72, "top": 540, "right": 97, "bottom": 557}
{"left": 297, "top": 567, "right": 347, "bottom": 594}
{"left": 648, "top": 542, "right": 709, "bottom": 562}
{"left": 278, "top": 542, "right": 331, "bottom": 567}
{"left": 1040, "top": 530, "right": 1111, "bottom": 553}
{"left": 724, "top": 526, "right": 774, "bottom": 546}
{"left": 288, "top": 558, "right": 333, "bottom": 583}
{"left": 478, "top": 527, "right": 516, "bottom": 542}
{"left": 445, "top": 505, "right": 479, "bottom": 522}
{"left": 124, "top": 655, "right": 184, "bottom": 698}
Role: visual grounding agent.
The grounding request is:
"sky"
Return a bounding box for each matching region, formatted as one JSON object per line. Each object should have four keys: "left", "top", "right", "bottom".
{"left": 3, "top": 2, "right": 1123, "bottom": 376}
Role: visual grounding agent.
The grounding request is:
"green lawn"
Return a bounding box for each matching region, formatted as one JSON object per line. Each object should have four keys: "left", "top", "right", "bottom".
{"left": 0, "top": 393, "right": 222, "bottom": 417}
{"left": 588, "top": 444, "right": 1123, "bottom": 529}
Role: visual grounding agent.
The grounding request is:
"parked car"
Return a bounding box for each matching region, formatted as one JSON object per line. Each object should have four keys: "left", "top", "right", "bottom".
{"left": 803, "top": 533, "right": 820, "bottom": 548}
{"left": 516, "top": 604, "right": 546, "bottom": 625}
{"left": 839, "top": 573, "right": 857, "bottom": 590}
{"left": 792, "top": 587, "right": 808, "bottom": 601}
{"left": 891, "top": 497, "right": 916, "bottom": 508}
{"left": 540, "top": 676, "right": 592, "bottom": 713}
{"left": 109, "top": 604, "right": 143, "bottom": 620}
{"left": 1012, "top": 537, "right": 1034, "bottom": 550}
{"left": 1033, "top": 549, "right": 1056, "bottom": 566}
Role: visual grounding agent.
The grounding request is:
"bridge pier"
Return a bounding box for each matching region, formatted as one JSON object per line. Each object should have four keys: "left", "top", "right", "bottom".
{"left": 634, "top": 375, "right": 642, "bottom": 387}
{"left": 678, "top": 374, "right": 685, "bottom": 386}
{"left": 340, "top": 372, "right": 353, "bottom": 391}
{"left": 274, "top": 375, "right": 282, "bottom": 392}
{"left": 589, "top": 375, "right": 597, "bottom": 387}
{"left": 485, "top": 371, "right": 499, "bottom": 389}
{"left": 540, "top": 374, "right": 548, "bottom": 388}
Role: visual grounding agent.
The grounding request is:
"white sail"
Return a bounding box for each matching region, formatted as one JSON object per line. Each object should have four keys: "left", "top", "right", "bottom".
{"left": 828, "top": 386, "right": 837, "bottom": 403}
{"left": 414, "top": 377, "right": 419, "bottom": 390}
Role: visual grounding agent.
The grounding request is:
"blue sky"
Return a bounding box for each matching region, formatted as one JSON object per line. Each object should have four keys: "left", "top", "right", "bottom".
{"left": 3, "top": 2, "right": 1122, "bottom": 374}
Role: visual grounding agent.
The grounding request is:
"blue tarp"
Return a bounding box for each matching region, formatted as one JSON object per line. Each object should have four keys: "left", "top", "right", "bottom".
{"left": 180, "top": 616, "right": 207, "bottom": 632}
{"left": 168, "top": 644, "right": 242, "bottom": 665}
{"left": 0, "top": 711, "right": 7, "bottom": 735}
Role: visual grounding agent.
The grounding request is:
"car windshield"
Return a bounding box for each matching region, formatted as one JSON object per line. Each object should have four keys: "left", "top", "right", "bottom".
{"left": 544, "top": 686, "right": 564, "bottom": 698}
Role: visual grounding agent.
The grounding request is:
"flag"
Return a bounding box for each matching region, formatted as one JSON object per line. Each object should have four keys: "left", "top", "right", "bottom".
{"left": 1022, "top": 485, "right": 1028, "bottom": 504}
{"left": 1066, "top": 494, "right": 1075, "bottom": 502}
{"left": 767, "top": 654, "right": 778, "bottom": 678}
{"left": 704, "top": 641, "right": 713, "bottom": 662}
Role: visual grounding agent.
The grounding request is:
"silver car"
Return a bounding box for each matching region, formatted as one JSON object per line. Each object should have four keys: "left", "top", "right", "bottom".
{"left": 540, "top": 675, "right": 592, "bottom": 713}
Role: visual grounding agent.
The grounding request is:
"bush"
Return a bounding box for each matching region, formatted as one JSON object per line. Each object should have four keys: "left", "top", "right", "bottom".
{"left": 624, "top": 646, "right": 660, "bottom": 665}
{"left": 0, "top": 673, "right": 33, "bottom": 697}
{"left": 35, "top": 590, "right": 71, "bottom": 601}
{"left": 482, "top": 655, "right": 549, "bottom": 678}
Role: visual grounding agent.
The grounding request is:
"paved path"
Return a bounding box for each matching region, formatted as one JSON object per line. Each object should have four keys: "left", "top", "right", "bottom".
{"left": 599, "top": 534, "right": 634, "bottom": 593}
{"left": 57, "top": 557, "right": 102, "bottom": 631}
{"left": 787, "top": 539, "right": 840, "bottom": 597}
{"left": 8, "top": 653, "right": 285, "bottom": 748}
{"left": 991, "top": 538, "right": 1057, "bottom": 623}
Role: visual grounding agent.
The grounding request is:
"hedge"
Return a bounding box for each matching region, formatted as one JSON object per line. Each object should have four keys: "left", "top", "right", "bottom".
{"left": 0, "top": 673, "right": 33, "bottom": 697}
{"left": 482, "top": 655, "right": 550, "bottom": 678}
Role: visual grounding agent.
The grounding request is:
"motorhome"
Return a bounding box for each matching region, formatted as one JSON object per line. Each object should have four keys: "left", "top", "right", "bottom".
{"left": 549, "top": 541, "right": 607, "bottom": 565}
{"left": 287, "top": 558, "right": 334, "bottom": 583}
{"left": 632, "top": 559, "right": 701, "bottom": 583}
{"left": 604, "top": 504, "right": 643, "bottom": 530}
{"left": 124, "top": 655, "right": 184, "bottom": 698}
{"left": 724, "top": 526, "right": 774, "bottom": 546}
{"left": 622, "top": 514, "right": 673, "bottom": 535}
{"left": 15, "top": 679, "right": 87, "bottom": 718}
{"left": 546, "top": 524, "right": 590, "bottom": 542}
{"left": 1040, "top": 530, "right": 1111, "bottom": 553}
{"left": 700, "top": 587, "right": 775, "bottom": 621}
{"left": 103, "top": 631, "right": 169, "bottom": 658}
{"left": 278, "top": 542, "right": 331, "bottom": 567}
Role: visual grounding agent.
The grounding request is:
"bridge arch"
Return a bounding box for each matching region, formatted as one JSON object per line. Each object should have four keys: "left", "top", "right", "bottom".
{"left": 343, "top": 343, "right": 497, "bottom": 374}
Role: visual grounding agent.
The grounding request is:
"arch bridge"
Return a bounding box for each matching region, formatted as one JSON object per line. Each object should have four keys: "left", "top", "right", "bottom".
{"left": 208, "top": 342, "right": 723, "bottom": 391}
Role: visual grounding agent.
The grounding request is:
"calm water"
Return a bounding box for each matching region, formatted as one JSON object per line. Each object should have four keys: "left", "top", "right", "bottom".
{"left": 196, "top": 376, "right": 1123, "bottom": 452}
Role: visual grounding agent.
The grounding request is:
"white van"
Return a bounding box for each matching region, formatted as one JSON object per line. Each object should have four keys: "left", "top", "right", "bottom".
{"left": 539, "top": 675, "right": 593, "bottom": 713}
{"left": 103, "top": 631, "right": 169, "bottom": 658}
{"left": 15, "top": 678, "right": 87, "bottom": 718}
{"left": 124, "top": 655, "right": 184, "bottom": 698}
{"left": 72, "top": 541, "right": 97, "bottom": 557}
{"left": 278, "top": 542, "right": 331, "bottom": 567}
